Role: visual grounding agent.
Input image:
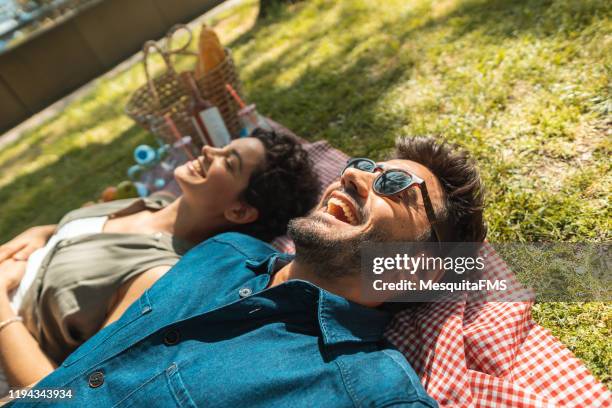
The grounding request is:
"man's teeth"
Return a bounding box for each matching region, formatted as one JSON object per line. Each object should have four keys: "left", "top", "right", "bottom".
{"left": 328, "top": 197, "right": 357, "bottom": 225}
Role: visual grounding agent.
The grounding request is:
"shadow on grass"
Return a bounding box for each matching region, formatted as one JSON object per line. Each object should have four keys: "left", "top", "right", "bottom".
{"left": 230, "top": 6, "right": 417, "bottom": 157}
{"left": 247, "top": 51, "right": 409, "bottom": 156}
{"left": 0, "top": 124, "right": 153, "bottom": 242}
{"left": 434, "top": 0, "right": 608, "bottom": 40}
{"left": 3, "top": 0, "right": 608, "bottom": 242}
{"left": 225, "top": 0, "right": 608, "bottom": 158}
{"left": 227, "top": 0, "right": 332, "bottom": 49}
{"left": 0, "top": 88, "right": 137, "bottom": 176}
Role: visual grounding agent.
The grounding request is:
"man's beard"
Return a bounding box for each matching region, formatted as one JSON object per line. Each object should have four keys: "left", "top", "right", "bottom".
{"left": 288, "top": 214, "right": 385, "bottom": 280}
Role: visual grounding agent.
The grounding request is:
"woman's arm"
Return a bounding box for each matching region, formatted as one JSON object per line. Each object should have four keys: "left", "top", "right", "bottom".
{"left": 0, "top": 261, "right": 170, "bottom": 387}
{"left": 0, "top": 225, "right": 56, "bottom": 263}
{"left": 0, "top": 262, "right": 56, "bottom": 387}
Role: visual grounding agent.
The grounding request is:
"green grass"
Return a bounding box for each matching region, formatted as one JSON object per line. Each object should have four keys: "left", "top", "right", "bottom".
{"left": 0, "top": 0, "right": 610, "bottom": 385}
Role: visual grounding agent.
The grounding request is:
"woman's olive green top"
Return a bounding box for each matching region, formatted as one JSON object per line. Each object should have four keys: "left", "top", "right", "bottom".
{"left": 19, "top": 196, "right": 195, "bottom": 364}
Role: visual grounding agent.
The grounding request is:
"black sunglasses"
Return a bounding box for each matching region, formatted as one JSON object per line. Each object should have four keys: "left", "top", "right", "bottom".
{"left": 342, "top": 158, "right": 443, "bottom": 242}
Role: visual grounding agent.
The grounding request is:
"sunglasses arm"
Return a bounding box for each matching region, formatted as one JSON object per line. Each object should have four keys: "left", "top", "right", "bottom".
{"left": 416, "top": 182, "right": 443, "bottom": 243}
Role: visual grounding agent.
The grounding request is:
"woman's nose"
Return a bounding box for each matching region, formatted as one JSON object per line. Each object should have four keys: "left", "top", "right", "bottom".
{"left": 341, "top": 167, "right": 372, "bottom": 198}
{"left": 201, "top": 145, "right": 219, "bottom": 161}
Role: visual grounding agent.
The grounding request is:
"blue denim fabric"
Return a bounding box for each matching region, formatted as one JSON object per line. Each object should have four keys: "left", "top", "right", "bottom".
{"left": 10, "top": 233, "right": 437, "bottom": 408}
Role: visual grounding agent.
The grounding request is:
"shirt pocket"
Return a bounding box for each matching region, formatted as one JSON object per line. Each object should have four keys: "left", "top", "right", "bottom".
{"left": 113, "top": 363, "right": 197, "bottom": 408}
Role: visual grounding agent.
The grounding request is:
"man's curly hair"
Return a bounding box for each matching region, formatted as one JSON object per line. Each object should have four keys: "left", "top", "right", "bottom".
{"left": 394, "top": 136, "right": 487, "bottom": 242}
{"left": 236, "top": 128, "right": 319, "bottom": 242}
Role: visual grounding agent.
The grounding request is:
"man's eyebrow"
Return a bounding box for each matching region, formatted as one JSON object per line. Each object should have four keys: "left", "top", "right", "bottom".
{"left": 229, "top": 149, "right": 243, "bottom": 172}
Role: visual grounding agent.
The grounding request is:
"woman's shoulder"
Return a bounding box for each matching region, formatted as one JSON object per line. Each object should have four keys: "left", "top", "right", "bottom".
{"left": 57, "top": 199, "right": 141, "bottom": 227}
{"left": 57, "top": 193, "right": 176, "bottom": 228}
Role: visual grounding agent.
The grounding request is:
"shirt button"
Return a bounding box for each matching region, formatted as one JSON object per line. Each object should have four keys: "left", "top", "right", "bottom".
{"left": 88, "top": 371, "right": 104, "bottom": 388}
{"left": 239, "top": 287, "right": 253, "bottom": 298}
{"left": 163, "top": 329, "right": 180, "bottom": 345}
{"left": 153, "top": 232, "right": 163, "bottom": 241}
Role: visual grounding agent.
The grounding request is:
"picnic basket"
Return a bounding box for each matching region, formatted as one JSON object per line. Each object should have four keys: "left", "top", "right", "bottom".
{"left": 125, "top": 24, "right": 244, "bottom": 147}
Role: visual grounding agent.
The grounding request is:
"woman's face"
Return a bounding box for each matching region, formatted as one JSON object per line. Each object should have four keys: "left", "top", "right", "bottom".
{"left": 174, "top": 138, "right": 266, "bottom": 217}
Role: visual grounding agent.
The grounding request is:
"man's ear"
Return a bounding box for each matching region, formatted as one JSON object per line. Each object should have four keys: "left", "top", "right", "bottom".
{"left": 224, "top": 201, "right": 259, "bottom": 225}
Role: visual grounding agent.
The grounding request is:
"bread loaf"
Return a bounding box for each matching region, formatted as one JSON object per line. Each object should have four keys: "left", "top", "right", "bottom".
{"left": 195, "top": 25, "right": 225, "bottom": 78}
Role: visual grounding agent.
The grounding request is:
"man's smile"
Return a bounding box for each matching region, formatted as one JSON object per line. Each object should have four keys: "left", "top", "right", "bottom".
{"left": 323, "top": 191, "right": 361, "bottom": 226}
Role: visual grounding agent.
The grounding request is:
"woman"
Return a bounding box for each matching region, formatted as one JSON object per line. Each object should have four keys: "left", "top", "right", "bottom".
{"left": 0, "top": 128, "right": 319, "bottom": 388}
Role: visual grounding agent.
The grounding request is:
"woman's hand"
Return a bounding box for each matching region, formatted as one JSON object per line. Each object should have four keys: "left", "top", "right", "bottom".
{"left": 0, "top": 225, "right": 55, "bottom": 263}
{"left": 0, "top": 259, "right": 27, "bottom": 293}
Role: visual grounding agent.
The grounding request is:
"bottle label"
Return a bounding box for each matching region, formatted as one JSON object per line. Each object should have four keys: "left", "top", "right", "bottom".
{"left": 199, "top": 108, "right": 231, "bottom": 147}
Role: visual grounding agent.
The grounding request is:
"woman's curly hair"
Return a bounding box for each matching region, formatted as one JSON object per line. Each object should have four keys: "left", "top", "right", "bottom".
{"left": 236, "top": 128, "right": 319, "bottom": 242}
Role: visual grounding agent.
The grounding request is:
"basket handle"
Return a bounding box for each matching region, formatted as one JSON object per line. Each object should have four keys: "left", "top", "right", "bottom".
{"left": 141, "top": 24, "right": 198, "bottom": 106}
{"left": 142, "top": 41, "right": 174, "bottom": 106}
{"left": 165, "top": 24, "right": 198, "bottom": 58}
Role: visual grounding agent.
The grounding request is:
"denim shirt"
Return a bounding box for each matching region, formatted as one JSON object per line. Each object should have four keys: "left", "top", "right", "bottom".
{"left": 11, "top": 233, "right": 437, "bottom": 408}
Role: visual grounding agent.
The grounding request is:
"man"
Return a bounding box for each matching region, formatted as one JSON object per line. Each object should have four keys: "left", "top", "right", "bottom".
{"left": 7, "top": 136, "right": 485, "bottom": 407}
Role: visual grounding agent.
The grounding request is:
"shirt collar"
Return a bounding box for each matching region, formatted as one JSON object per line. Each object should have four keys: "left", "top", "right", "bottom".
{"left": 254, "top": 252, "right": 391, "bottom": 347}
{"left": 316, "top": 287, "right": 390, "bottom": 346}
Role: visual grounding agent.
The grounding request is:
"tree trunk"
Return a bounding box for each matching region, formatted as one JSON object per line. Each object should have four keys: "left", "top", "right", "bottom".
{"left": 257, "top": 0, "right": 295, "bottom": 19}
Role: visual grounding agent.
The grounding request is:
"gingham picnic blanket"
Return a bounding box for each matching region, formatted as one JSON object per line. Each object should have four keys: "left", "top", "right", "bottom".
{"left": 273, "top": 140, "right": 611, "bottom": 408}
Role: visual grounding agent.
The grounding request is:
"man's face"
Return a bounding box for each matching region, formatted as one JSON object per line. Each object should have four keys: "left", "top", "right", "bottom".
{"left": 288, "top": 159, "right": 444, "bottom": 278}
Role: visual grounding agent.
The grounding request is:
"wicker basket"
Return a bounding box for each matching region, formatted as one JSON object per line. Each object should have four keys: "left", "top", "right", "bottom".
{"left": 125, "top": 25, "right": 244, "bottom": 147}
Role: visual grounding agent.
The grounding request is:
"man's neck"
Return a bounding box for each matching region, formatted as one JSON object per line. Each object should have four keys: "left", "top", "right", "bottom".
{"left": 271, "top": 260, "right": 380, "bottom": 308}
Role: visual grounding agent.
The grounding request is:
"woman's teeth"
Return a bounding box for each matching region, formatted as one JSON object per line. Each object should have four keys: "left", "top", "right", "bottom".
{"left": 190, "top": 159, "right": 205, "bottom": 177}
{"left": 326, "top": 197, "right": 357, "bottom": 225}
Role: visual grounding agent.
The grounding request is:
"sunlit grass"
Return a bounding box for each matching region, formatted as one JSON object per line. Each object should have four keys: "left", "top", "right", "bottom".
{"left": 0, "top": 0, "right": 610, "bottom": 384}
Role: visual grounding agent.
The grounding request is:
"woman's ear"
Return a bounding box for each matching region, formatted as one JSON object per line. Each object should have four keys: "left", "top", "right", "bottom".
{"left": 224, "top": 201, "right": 259, "bottom": 225}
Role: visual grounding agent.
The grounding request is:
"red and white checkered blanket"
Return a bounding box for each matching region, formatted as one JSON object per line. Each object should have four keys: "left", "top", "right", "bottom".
{"left": 273, "top": 140, "right": 611, "bottom": 408}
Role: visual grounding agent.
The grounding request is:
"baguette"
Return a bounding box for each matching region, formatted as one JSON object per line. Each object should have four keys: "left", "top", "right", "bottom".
{"left": 195, "top": 25, "right": 225, "bottom": 78}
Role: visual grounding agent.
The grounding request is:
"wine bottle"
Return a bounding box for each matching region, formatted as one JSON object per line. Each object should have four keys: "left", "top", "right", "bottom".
{"left": 184, "top": 73, "right": 232, "bottom": 147}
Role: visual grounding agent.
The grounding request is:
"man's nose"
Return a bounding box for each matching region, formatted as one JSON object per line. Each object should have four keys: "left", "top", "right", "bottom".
{"left": 341, "top": 167, "right": 372, "bottom": 198}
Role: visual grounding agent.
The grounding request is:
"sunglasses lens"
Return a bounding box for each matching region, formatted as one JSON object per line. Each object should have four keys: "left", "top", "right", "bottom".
{"left": 345, "top": 159, "right": 376, "bottom": 173}
{"left": 374, "top": 170, "right": 413, "bottom": 195}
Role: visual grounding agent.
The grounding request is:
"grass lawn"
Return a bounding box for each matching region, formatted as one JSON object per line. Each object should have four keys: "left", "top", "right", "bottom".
{"left": 0, "top": 0, "right": 610, "bottom": 385}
